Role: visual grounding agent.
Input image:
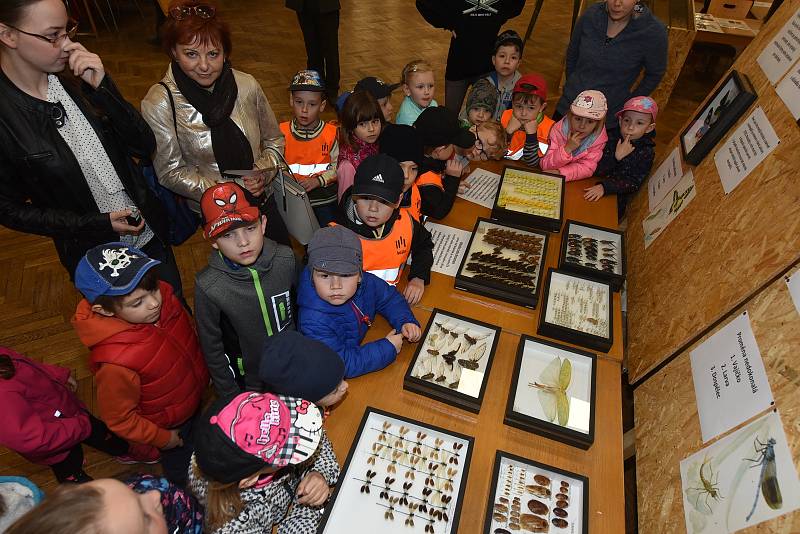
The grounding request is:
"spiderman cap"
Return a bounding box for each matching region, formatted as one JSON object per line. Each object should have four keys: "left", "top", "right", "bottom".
{"left": 200, "top": 182, "right": 261, "bottom": 239}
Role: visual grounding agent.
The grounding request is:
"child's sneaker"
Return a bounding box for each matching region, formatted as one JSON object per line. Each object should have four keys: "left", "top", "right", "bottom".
{"left": 115, "top": 443, "right": 161, "bottom": 464}
{"left": 63, "top": 471, "right": 93, "bottom": 483}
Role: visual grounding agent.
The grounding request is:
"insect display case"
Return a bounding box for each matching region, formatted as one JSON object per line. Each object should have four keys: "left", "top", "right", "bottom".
{"left": 482, "top": 450, "right": 588, "bottom": 534}
{"left": 538, "top": 269, "right": 613, "bottom": 353}
{"left": 404, "top": 309, "right": 501, "bottom": 413}
{"left": 491, "top": 166, "right": 565, "bottom": 233}
{"left": 504, "top": 336, "right": 596, "bottom": 449}
{"left": 558, "top": 220, "right": 625, "bottom": 291}
{"left": 318, "top": 408, "right": 473, "bottom": 534}
{"left": 454, "top": 218, "right": 548, "bottom": 309}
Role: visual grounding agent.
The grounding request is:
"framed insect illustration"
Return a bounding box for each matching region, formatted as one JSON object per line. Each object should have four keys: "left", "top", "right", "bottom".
{"left": 504, "top": 336, "right": 596, "bottom": 449}
{"left": 454, "top": 218, "right": 549, "bottom": 309}
{"left": 558, "top": 220, "right": 625, "bottom": 291}
{"left": 403, "top": 309, "right": 501, "bottom": 413}
{"left": 482, "top": 450, "right": 589, "bottom": 534}
{"left": 318, "top": 408, "right": 474, "bottom": 534}
{"left": 538, "top": 269, "right": 613, "bottom": 353}
{"left": 491, "top": 166, "right": 565, "bottom": 233}
{"left": 680, "top": 70, "right": 756, "bottom": 166}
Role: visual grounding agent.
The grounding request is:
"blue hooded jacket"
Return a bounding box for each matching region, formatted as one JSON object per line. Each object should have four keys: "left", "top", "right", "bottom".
{"left": 297, "top": 267, "right": 419, "bottom": 378}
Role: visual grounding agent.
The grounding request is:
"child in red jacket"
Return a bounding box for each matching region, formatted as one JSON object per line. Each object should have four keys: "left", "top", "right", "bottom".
{"left": 0, "top": 346, "right": 132, "bottom": 483}
{"left": 72, "top": 243, "right": 209, "bottom": 486}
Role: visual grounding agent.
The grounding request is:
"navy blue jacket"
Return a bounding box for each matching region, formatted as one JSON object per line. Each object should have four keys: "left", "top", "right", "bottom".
{"left": 595, "top": 129, "right": 656, "bottom": 217}
{"left": 297, "top": 267, "right": 419, "bottom": 378}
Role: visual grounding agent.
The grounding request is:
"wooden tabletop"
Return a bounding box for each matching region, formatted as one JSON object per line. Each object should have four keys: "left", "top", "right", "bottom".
{"left": 324, "top": 161, "right": 625, "bottom": 534}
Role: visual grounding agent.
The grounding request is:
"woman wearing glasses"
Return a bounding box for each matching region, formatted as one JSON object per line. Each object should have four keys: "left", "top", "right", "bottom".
{"left": 0, "top": 0, "right": 182, "bottom": 293}
{"left": 141, "top": 0, "right": 290, "bottom": 246}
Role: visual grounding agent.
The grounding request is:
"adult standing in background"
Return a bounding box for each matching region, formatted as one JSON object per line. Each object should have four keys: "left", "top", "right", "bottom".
{"left": 141, "top": 0, "right": 291, "bottom": 246}
{"left": 416, "top": 0, "right": 525, "bottom": 116}
{"left": 286, "top": 0, "right": 340, "bottom": 105}
{"left": 556, "top": 0, "right": 667, "bottom": 129}
{"left": 0, "top": 0, "right": 181, "bottom": 292}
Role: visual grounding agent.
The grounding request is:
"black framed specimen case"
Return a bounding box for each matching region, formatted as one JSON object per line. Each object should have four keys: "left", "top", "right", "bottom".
{"left": 403, "top": 309, "right": 501, "bottom": 413}
{"left": 318, "top": 407, "right": 474, "bottom": 534}
{"left": 558, "top": 219, "right": 625, "bottom": 291}
{"left": 491, "top": 166, "right": 565, "bottom": 233}
{"left": 680, "top": 69, "right": 757, "bottom": 166}
{"left": 454, "top": 218, "right": 549, "bottom": 309}
{"left": 482, "top": 450, "right": 589, "bottom": 534}
{"left": 505, "top": 336, "right": 597, "bottom": 449}
{"left": 538, "top": 268, "right": 613, "bottom": 353}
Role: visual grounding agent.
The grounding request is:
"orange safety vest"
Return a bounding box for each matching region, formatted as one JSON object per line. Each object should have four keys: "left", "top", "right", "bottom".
{"left": 279, "top": 121, "right": 338, "bottom": 178}
{"left": 500, "top": 109, "right": 554, "bottom": 160}
{"left": 403, "top": 184, "right": 422, "bottom": 221}
{"left": 332, "top": 211, "right": 414, "bottom": 285}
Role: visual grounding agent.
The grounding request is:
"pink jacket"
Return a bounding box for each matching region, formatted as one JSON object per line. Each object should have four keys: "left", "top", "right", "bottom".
{"left": 541, "top": 117, "right": 608, "bottom": 182}
{"left": 0, "top": 347, "right": 91, "bottom": 465}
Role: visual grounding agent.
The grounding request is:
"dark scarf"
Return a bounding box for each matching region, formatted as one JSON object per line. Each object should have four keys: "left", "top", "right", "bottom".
{"left": 171, "top": 60, "right": 254, "bottom": 174}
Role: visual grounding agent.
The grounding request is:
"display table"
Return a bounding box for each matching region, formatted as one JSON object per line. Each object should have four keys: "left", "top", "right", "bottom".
{"left": 322, "top": 161, "right": 626, "bottom": 533}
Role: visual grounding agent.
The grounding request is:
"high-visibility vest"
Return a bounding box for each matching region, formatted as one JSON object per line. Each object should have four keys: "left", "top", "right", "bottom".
{"left": 500, "top": 109, "right": 554, "bottom": 160}
{"left": 279, "top": 121, "right": 338, "bottom": 178}
{"left": 403, "top": 184, "right": 422, "bottom": 221}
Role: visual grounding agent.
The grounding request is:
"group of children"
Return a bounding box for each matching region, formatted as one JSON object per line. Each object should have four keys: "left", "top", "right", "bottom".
{"left": 1, "top": 25, "right": 661, "bottom": 534}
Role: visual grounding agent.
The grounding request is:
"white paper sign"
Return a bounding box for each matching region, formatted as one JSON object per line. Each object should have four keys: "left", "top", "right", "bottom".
{"left": 757, "top": 7, "right": 800, "bottom": 85}
{"left": 424, "top": 222, "right": 471, "bottom": 277}
{"left": 775, "top": 62, "right": 800, "bottom": 119}
{"left": 695, "top": 13, "right": 724, "bottom": 33}
{"left": 716, "top": 18, "right": 754, "bottom": 33}
{"left": 680, "top": 411, "right": 800, "bottom": 534}
{"left": 457, "top": 168, "right": 501, "bottom": 209}
{"left": 690, "top": 312, "right": 774, "bottom": 443}
{"left": 642, "top": 169, "right": 696, "bottom": 248}
{"left": 647, "top": 146, "right": 684, "bottom": 211}
{"left": 714, "top": 107, "right": 780, "bottom": 195}
{"left": 787, "top": 271, "right": 800, "bottom": 315}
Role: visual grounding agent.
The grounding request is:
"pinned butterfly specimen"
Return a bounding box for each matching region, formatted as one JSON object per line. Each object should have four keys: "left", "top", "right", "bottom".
{"left": 360, "top": 470, "right": 376, "bottom": 493}
{"left": 528, "top": 356, "right": 572, "bottom": 426}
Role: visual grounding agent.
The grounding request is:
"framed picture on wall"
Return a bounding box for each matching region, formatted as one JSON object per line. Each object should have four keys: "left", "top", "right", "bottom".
{"left": 403, "top": 309, "right": 501, "bottom": 413}
{"left": 482, "top": 450, "right": 589, "bottom": 534}
{"left": 318, "top": 407, "right": 474, "bottom": 534}
{"left": 504, "top": 336, "right": 597, "bottom": 449}
{"left": 680, "top": 70, "right": 757, "bottom": 165}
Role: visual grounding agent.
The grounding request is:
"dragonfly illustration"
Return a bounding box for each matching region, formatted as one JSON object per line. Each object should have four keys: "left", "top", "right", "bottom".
{"left": 528, "top": 356, "right": 572, "bottom": 426}
{"left": 745, "top": 436, "right": 782, "bottom": 521}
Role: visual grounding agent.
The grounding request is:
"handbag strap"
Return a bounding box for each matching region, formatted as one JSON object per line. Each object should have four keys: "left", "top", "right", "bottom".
{"left": 158, "top": 81, "right": 178, "bottom": 132}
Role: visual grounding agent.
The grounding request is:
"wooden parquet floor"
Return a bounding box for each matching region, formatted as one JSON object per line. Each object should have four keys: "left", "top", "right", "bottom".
{"left": 0, "top": 0, "right": 716, "bottom": 492}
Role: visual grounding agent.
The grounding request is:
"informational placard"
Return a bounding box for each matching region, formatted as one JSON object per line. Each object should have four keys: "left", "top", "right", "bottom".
{"left": 425, "top": 222, "right": 471, "bottom": 277}
{"left": 714, "top": 107, "right": 780, "bottom": 195}
{"left": 457, "top": 168, "right": 500, "bottom": 209}
{"left": 716, "top": 18, "right": 754, "bottom": 33}
{"left": 680, "top": 411, "right": 800, "bottom": 534}
{"left": 756, "top": 7, "right": 800, "bottom": 85}
{"left": 695, "top": 13, "right": 723, "bottom": 33}
{"left": 647, "top": 146, "right": 683, "bottom": 211}
{"left": 787, "top": 271, "right": 800, "bottom": 315}
{"left": 690, "top": 312, "right": 774, "bottom": 443}
{"left": 642, "top": 169, "right": 696, "bottom": 249}
{"left": 776, "top": 62, "right": 800, "bottom": 119}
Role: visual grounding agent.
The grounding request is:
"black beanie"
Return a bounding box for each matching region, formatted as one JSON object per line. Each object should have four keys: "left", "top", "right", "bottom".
{"left": 258, "top": 331, "right": 345, "bottom": 401}
{"left": 379, "top": 124, "right": 424, "bottom": 167}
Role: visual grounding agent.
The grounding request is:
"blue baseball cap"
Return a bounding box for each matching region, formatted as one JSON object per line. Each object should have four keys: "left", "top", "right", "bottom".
{"left": 74, "top": 242, "right": 161, "bottom": 303}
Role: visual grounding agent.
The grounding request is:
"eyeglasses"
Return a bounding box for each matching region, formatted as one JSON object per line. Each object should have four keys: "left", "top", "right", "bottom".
{"left": 474, "top": 134, "right": 489, "bottom": 160}
{"left": 169, "top": 4, "right": 216, "bottom": 20}
{"left": 8, "top": 20, "right": 78, "bottom": 47}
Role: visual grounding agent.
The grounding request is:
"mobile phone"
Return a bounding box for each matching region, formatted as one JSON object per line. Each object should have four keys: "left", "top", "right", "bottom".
{"left": 126, "top": 206, "right": 142, "bottom": 226}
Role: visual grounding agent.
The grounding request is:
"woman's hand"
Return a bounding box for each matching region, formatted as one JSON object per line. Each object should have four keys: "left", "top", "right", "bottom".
{"left": 109, "top": 209, "right": 145, "bottom": 235}
{"left": 583, "top": 184, "right": 604, "bottom": 202}
{"left": 300, "top": 176, "right": 321, "bottom": 192}
{"left": 242, "top": 169, "right": 266, "bottom": 197}
{"left": 63, "top": 42, "right": 105, "bottom": 89}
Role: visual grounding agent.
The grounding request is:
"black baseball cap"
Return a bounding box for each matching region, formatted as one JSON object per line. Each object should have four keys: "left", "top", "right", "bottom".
{"left": 354, "top": 76, "right": 400, "bottom": 100}
{"left": 413, "top": 107, "right": 476, "bottom": 149}
{"left": 494, "top": 29, "right": 524, "bottom": 54}
{"left": 353, "top": 154, "right": 405, "bottom": 203}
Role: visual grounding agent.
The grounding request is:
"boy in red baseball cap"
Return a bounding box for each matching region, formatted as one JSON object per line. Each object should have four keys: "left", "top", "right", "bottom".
{"left": 500, "top": 73, "right": 555, "bottom": 167}
{"left": 194, "top": 182, "right": 298, "bottom": 398}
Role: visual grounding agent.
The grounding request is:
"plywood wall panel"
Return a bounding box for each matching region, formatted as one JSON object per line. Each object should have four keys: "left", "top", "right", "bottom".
{"left": 634, "top": 264, "right": 800, "bottom": 532}
{"left": 626, "top": 0, "right": 800, "bottom": 383}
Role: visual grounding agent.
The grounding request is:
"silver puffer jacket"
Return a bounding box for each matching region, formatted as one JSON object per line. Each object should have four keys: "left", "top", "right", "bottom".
{"left": 141, "top": 64, "right": 285, "bottom": 212}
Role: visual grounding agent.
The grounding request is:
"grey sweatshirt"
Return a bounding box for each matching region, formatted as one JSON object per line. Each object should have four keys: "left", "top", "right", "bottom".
{"left": 195, "top": 241, "right": 296, "bottom": 397}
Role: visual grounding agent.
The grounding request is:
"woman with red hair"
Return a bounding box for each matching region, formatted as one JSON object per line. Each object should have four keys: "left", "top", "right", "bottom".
{"left": 141, "top": 1, "right": 290, "bottom": 245}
